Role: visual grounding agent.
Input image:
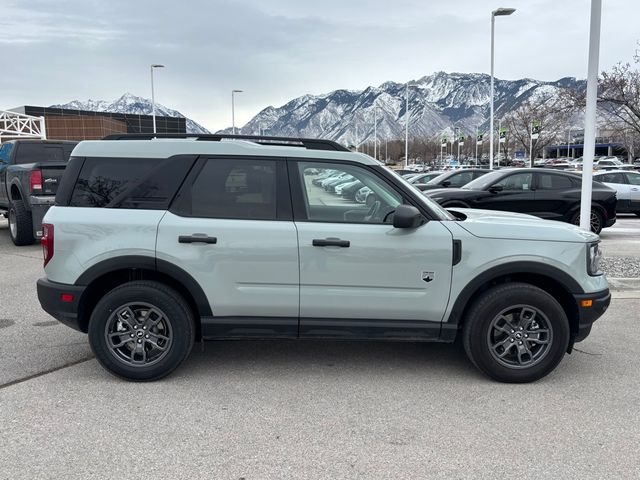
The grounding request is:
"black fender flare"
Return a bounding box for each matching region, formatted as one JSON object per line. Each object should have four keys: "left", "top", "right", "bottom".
{"left": 446, "top": 261, "right": 583, "bottom": 327}
{"left": 9, "top": 179, "right": 29, "bottom": 209}
{"left": 75, "top": 255, "right": 212, "bottom": 317}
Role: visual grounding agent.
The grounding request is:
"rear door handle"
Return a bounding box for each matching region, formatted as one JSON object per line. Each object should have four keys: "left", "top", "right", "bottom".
{"left": 178, "top": 234, "right": 217, "bottom": 244}
{"left": 312, "top": 238, "right": 350, "bottom": 247}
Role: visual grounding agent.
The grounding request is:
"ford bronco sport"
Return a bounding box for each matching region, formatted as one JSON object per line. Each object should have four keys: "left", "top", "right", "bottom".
{"left": 37, "top": 134, "right": 610, "bottom": 382}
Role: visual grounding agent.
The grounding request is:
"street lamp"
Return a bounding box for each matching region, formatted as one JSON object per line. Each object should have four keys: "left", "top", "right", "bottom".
{"left": 489, "top": 7, "right": 515, "bottom": 170}
{"left": 232, "top": 89, "right": 243, "bottom": 135}
{"left": 373, "top": 100, "right": 378, "bottom": 161}
{"left": 150, "top": 64, "right": 165, "bottom": 134}
{"left": 405, "top": 83, "right": 418, "bottom": 167}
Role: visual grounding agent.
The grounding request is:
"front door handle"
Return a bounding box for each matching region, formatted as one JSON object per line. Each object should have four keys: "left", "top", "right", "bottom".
{"left": 312, "top": 238, "right": 350, "bottom": 247}
{"left": 178, "top": 234, "right": 217, "bottom": 244}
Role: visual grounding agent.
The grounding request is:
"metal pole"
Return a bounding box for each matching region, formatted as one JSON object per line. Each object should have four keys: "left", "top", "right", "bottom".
{"left": 567, "top": 127, "right": 572, "bottom": 158}
{"left": 405, "top": 84, "right": 409, "bottom": 167}
{"left": 374, "top": 102, "right": 377, "bottom": 160}
{"left": 40, "top": 116, "right": 47, "bottom": 140}
{"left": 496, "top": 119, "right": 501, "bottom": 168}
{"left": 232, "top": 91, "right": 236, "bottom": 135}
{"left": 529, "top": 121, "right": 533, "bottom": 167}
{"left": 489, "top": 13, "right": 495, "bottom": 170}
{"left": 475, "top": 129, "right": 478, "bottom": 165}
{"left": 355, "top": 123, "right": 358, "bottom": 152}
{"left": 579, "top": 0, "right": 602, "bottom": 232}
{"left": 150, "top": 66, "right": 156, "bottom": 134}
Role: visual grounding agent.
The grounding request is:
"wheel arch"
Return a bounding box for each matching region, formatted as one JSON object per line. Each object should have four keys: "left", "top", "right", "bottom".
{"left": 10, "top": 181, "right": 24, "bottom": 202}
{"left": 445, "top": 262, "right": 582, "bottom": 346}
{"left": 74, "top": 256, "right": 211, "bottom": 337}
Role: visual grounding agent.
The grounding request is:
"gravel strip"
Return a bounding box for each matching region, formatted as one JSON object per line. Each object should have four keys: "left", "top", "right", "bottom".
{"left": 602, "top": 256, "right": 640, "bottom": 278}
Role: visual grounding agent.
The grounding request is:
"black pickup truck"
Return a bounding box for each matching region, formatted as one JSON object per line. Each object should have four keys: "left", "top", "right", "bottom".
{"left": 0, "top": 139, "right": 77, "bottom": 245}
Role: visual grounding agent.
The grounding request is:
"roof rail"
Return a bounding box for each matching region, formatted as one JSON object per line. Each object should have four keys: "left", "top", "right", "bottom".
{"left": 101, "top": 133, "right": 349, "bottom": 152}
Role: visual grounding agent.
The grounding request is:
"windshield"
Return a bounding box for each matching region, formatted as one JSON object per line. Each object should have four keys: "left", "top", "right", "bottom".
{"left": 384, "top": 167, "right": 456, "bottom": 221}
{"left": 461, "top": 170, "right": 505, "bottom": 190}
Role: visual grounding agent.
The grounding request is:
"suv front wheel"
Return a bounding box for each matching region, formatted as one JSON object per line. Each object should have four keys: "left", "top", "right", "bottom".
{"left": 462, "top": 283, "right": 570, "bottom": 383}
{"left": 88, "top": 281, "right": 195, "bottom": 381}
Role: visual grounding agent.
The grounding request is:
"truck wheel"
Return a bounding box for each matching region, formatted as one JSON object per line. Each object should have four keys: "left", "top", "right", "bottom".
{"left": 88, "top": 281, "right": 195, "bottom": 381}
{"left": 462, "top": 283, "right": 570, "bottom": 383}
{"left": 8, "top": 200, "right": 35, "bottom": 246}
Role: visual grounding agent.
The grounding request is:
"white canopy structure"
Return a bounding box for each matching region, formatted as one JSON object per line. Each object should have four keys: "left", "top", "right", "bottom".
{"left": 0, "top": 110, "right": 47, "bottom": 142}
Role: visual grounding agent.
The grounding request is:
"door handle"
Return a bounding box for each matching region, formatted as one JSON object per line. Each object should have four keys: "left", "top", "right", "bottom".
{"left": 312, "top": 238, "right": 350, "bottom": 247}
{"left": 178, "top": 234, "right": 217, "bottom": 244}
{"left": 632, "top": 188, "right": 639, "bottom": 191}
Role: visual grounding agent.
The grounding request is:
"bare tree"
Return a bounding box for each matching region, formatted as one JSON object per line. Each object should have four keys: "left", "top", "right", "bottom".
{"left": 598, "top": 62, "right": 640, "bottom": 138}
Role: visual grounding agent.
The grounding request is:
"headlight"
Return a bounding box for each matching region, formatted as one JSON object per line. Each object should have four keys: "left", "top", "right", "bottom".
{"left": 587, "top": 242, "right": 603, "bottom": 276}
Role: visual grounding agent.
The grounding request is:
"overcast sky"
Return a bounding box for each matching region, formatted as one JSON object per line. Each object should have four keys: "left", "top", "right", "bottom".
{"left": 1, "top": 0, "right": 637, "bottom": 131}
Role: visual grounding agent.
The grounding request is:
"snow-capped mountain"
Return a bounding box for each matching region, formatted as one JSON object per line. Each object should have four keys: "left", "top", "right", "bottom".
{"left": 226, "top": 72, "right": 585, "bottom": 144}
{"left": 50, "top": 93, "right": 210, "bottom": 134}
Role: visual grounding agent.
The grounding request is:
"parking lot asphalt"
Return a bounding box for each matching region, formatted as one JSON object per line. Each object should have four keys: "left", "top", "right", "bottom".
{"left": 1, "top": 216, "right": 640, "bottom": 479}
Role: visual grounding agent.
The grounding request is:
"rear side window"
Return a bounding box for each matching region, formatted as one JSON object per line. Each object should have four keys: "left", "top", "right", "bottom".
{"left": 15, "top": 143, "right": 73, "bottom": 164}
{"left": 597, "top": 173, "right": 625, "bottom": 184}
{"left": 536, "top": 173, "right": 574, "bottom": 190}
{"left": 178, "top": 158, "right": 278, "bottom": 220}
{"left": 69, "top": 156, "right": 194, "bottom": 209}
{"left": 0, "top": 143, "right": 13, "bottom": 163}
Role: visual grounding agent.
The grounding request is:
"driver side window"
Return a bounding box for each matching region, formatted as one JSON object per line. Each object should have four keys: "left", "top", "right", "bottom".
{"left": 493, "top": 172, "right": 533, "bottom": 191}
{"left": 296, "top": 162, "right": 402, "bottom": 224}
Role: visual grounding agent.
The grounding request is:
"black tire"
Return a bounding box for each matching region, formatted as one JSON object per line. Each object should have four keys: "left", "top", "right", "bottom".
{"left": 88, "top": 281, "right": 195, "bottom": 381}
{"left": 8, "top": 199, "right": 35, "bottom": 246}
{"left": 462, "top": 283, "right": 570, "bottom": 383}
{"left": 570, "top": 209, "right": 603, "bottom": 234}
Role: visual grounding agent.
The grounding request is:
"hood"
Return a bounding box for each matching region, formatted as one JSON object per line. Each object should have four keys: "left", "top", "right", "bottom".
{"left": 449, "top": 208, "right": 599, "bottom": 243}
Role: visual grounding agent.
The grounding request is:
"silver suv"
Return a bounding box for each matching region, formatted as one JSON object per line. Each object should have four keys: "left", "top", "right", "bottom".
{"left": 37, "top": 134, "right": 610, "bottom": 382}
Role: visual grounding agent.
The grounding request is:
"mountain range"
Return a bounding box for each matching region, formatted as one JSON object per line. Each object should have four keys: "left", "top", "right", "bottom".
{"left": 51, "top": 73, "right": 586, "bottom": 143}
{"left": 50, "top": 93, "right": 211, "bottom": 134}
{"left": 229, "top": 72, "right": 585, "bottom": 144}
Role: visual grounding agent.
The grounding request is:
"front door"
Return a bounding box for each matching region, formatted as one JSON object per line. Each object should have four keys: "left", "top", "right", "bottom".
{"left": 157, "top": 156, "right": 299, "bottom": 338}
{"left": 624, "top": 172, "right": 640, "bottom": 211}
{"left": 290, "top": 160, "right": 454, "bottom": 339}
{"left": 476, "top": 171, "right": 537, "bottom": 214}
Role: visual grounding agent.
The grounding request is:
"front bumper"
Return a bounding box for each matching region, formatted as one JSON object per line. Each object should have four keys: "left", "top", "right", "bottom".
{"left": 37, "top": 277, "right": 86, "bottom": 332}
{"left": 572, "top": 288, "right": 611, "bottom": 342}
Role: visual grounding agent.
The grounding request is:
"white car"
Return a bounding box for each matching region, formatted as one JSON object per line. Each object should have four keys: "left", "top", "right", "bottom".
{"left": 595, "top": 158, "right": 634, "bottom": 171}
{"left": 593, "top": 170, "right": 640, "bottom": 215}
{"left": 37, "top": 134, "right": 610, "bottom": 383}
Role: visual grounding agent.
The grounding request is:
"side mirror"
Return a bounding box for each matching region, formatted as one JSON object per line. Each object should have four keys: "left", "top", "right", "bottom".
{"left": 441, "top": 180, "right": 451, "bottom": 187}
{"left": 393, "top": 204, "right": 423, "bottom": 229}
{"left": 488, "top": 184, "right": 503, "bottom": 193}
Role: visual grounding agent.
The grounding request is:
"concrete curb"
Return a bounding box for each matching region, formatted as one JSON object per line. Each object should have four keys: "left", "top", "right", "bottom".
{"left": 607, "top": 277, "right": 640, "bottom": 292}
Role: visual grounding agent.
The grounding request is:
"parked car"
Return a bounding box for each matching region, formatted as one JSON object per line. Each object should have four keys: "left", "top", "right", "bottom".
{"left": 0, "top": 139, "right": 77, "bottom": 245}
{"left": 595, "top": 157, "right": 634, "bottom": 171}
{"left": 425, "top": 168, "right": 617, "bottom": 234}
{"left": 415, "top": 169, "right": 491, "bottom": 191}
{"left": 336, "top": 180, "right": 364, "bottom": 199}
{"left": 593, "top": 170, "right": 640, "bottom": 215}
{"left": 406, "top": 172, "right": 443, "bottom": 185}
{"left": 38, "top": 134, "right": 609, "bottom": 383}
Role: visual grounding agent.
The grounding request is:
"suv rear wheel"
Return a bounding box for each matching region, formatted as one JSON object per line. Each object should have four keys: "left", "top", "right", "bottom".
{"left": 462, "top": 283, "right": 570, "bottom": 383}
{"left": 88, "top": 281, "right": 195, "bottom": 381}
{"left": 8, "top": 200, "right": 35, "bottom": 246}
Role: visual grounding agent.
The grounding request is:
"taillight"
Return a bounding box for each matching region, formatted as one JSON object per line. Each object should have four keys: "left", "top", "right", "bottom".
{"left": 41, "top": 223, "right": 54, "bottom": 267}
{"left": 30, "top": 169, "right": 42, "bottom": 193}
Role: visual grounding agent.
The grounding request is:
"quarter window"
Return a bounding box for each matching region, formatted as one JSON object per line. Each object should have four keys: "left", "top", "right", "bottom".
{"left": 625, "top": 173, "right": 640, "bottom": 185}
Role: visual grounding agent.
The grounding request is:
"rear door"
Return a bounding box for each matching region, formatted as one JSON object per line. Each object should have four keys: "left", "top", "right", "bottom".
{"left": 532, "top": 172, "right": 578, "bottom": 220}
{"left": 156, "top": 156, "right": 300, "bottom": 338}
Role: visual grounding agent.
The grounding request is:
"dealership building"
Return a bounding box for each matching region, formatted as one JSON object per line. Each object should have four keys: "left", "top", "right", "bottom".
{"left": 3, "top": 105, "right": 186, "bottom": 141}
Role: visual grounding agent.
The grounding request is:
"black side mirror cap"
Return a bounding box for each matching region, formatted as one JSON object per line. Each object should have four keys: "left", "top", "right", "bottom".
{"left": 488, "top": 185, "right": 503, "bottom": 193}
{"left": 441, "top": 180, "right": 451, "bottom": 187}
{"left": 393, "top": 204, "right": 423, "bottom": 229}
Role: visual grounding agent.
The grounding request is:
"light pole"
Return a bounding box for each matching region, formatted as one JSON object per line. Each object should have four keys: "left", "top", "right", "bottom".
{"left": 489, "top": 7, "right": 515, "bottom": 170}
{"left": 373, "top": 101, "right": 378, "bottom": 160}
{"left": 405, "top": 83, "right": 417, "bottom": 167}
{"left": 150, "top": 64, "right": 165, "bottom": 134}
{"left": 231, "top": 89, "right": 243, "bottom": 135}
{"left": 579, "top": 0, "right": 601, "bottom": 232}
{"left": 566, "top": 127, "right": 574, "bottom": 158}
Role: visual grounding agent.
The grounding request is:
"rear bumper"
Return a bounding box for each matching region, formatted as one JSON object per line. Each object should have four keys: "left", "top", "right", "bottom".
{"left": 572, "top": 288, "right": 611, "bottom": 342}
{"left": 29, "top": 195, "right": 55, "bottom": 238}
{"left": 37, "top": 277, "right": 85, "bottom": 332}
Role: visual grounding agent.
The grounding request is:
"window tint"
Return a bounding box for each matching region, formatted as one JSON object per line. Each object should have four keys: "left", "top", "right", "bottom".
{"left": 493, "top": 173, "right": 533, "bottom": 191}
{"left": 15, "top": 143, "right": 73, "bottom": 164}
{"left": 626, "top": 173, "right": 640, "bottom": 185}
{"left": 537, "top": 173, "right": 574, "bottom": 190}
{"left": 447, "top": 171, "right": 475, "bottom": 187}
{"left": 0, "top": 143, "right": 13, "bottom": 163}
{"left": 297, "top": 162, "right": 402, "bottom": 223}
{"left": 597, "top": 173, "right": 625, "bottom": 184}
{"left": 70, "top": 157, "right": 193, "bottom": 209}
{"left": 187, "top": 158, "right": 277, "bottom": 220}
